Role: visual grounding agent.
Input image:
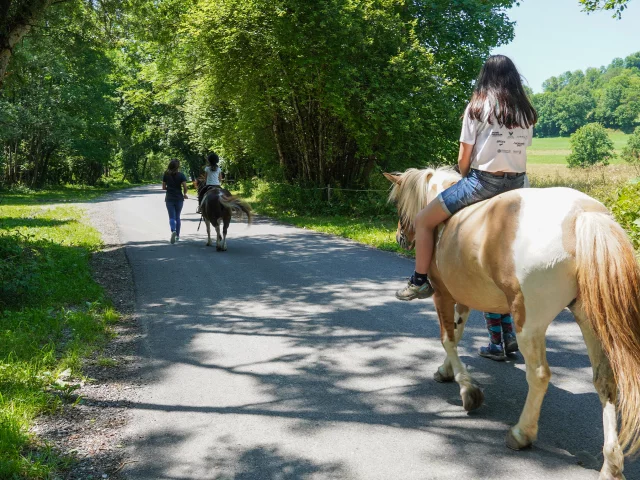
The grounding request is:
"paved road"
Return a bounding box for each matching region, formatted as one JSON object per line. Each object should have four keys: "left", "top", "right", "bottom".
{"left": 112, "top": 185, "right": 638, "bottom": 480}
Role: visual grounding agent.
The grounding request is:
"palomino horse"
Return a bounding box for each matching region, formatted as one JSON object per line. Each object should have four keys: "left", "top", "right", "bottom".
{"left": 384, "top": 167, "right": 640, "bottom": 479}
{"left": 199, "top": 185, "right": 252, "bottom": 251}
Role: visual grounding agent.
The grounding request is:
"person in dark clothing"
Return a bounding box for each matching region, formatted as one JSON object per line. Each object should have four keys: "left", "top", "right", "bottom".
{"left": 162, "top": 158, "right": 188, "bottom": 244}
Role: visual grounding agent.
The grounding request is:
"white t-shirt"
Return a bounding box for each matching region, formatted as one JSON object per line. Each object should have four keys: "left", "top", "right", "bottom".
{"left": 205, "top": 165, "right": 221, "bottom": 185}
{"left": 459, "top": 104, "right": 532, "bottom": 173}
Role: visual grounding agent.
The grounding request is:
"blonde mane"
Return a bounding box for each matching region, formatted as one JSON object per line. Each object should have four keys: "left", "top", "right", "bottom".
{"left": 389, "top": 166, "right": 461, "bottom": 227}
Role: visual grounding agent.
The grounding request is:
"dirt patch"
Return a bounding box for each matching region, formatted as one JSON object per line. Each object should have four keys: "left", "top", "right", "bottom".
{"left": 30, "top": 197, "right": 141, "bottom": 479}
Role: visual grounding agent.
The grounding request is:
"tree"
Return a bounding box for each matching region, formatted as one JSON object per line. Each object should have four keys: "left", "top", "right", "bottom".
{"left": 146, "top": 0, "right": 517, "bottom": 187}
{"left": 567, "top": 123, "right": 615, "bottom": 168}
{"left": 621, "top": 126, "right": 640, "bottom": 173}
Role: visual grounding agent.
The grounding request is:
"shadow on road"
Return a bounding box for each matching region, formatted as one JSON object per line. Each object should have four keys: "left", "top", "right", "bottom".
{"left": 95, "top": 186, "right": 636, "bottom": 479}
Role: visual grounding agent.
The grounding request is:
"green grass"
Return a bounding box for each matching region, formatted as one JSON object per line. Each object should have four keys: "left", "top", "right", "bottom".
{"left": 529, "top": 130, "right": 629, "bottom": 165}
{"left": 269, "top": 213, "right": 406, "bottom": 255}
{"left": 0, "top": 181, "right": 150, "bottom": 206}
{"left": 0, "top": 191, "right": 120, "bottom": 478}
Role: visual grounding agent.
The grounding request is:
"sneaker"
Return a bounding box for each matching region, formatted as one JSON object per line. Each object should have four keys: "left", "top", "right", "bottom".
{"left": 170, "top": 231, "right": 176, "bottom": 244}
{"left": 175, "top": 236, "right": 180, "bottom": 242}
{"left": 479, "top": 343, "right": 506, "bottom": 361}
{"left": 395, "top": 278, "right": 434, "bottom": 301}
{"left": 503, "top": 333, "right": 519, "bottom": 355}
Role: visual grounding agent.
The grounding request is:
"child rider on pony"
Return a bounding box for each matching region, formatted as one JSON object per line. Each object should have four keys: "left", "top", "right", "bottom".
{"left": 396, "top": 55, "right": 538, "bottom": 361}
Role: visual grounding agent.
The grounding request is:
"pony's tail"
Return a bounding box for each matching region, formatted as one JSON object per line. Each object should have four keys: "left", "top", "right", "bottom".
{"left": 575, "top": 211, "right": 640, "bottom": 455}
{"left": 220, "top": 194, "right": 253, "bottom": 224}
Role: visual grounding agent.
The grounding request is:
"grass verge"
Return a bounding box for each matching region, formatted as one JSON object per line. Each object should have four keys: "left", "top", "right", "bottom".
{"left": 0, "top": 191, "right": 120, "bottom": 478}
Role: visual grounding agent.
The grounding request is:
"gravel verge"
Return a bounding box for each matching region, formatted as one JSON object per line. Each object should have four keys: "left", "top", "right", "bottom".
{"left": 30, "top": 195, "right": 141, "bottom": 480}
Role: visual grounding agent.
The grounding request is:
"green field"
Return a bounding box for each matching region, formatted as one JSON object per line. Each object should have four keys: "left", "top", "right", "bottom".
{"left": 529, "top": 131, "right": 629, "bottom": 165}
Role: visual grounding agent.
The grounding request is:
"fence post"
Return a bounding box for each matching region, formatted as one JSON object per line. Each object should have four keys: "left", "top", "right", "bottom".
{"left": 327, "top": 184, "right": 332, "bottom": 203}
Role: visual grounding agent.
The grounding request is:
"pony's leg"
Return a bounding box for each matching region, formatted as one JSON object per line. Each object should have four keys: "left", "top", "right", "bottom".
{"left": 506, "top": 315, "right": 553, "bottom": 450}
{"left": 571, "top": 302, "right": 625, "bottom": 480}
{"left": 434, "top": 304, "right": 470, "bottom": 383}
{"left": 205, "top": 218, "right": 212, "bottom": 246}
{"left": 433, "top": 294, "right": 483, "bottom": 410}
{"left": 214, "top": 220, "right": 222, "bottom": 251}
{"left": 221, "top": 217, "right": 229, "bottom": 251}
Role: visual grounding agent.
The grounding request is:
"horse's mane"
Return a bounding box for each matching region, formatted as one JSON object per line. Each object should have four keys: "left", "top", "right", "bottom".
{"left": 389, "top": 166, "right": 461, "bottom": 227}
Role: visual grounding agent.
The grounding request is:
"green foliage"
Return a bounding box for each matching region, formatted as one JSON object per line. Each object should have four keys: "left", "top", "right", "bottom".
{"left": 0, "top": 197, "right": 115, "bottom": 478}
{"left": 533, "top": 54, "right": 640, "bottom": 137}
{"left": 0, "top": 1, "right": 117, "bottom": 187}
{"left": 579, "top": 0, "right": 631, "bottom": 18}
{"left": 145, "top": 0, "right": 517, "bottom": 187}
{"left": 610, "top": 182, "right": 640, "bottom": 250}
{"left": 567, "top": 123, "right": 615, "bottom": 168}
{"left": 621, "top": 126, "right": 640, "bottom": 172}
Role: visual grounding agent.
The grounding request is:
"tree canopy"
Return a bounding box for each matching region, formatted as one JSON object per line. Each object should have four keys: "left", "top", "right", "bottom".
{"left": 532, "top": 53, "right": 640, "bottom": 137}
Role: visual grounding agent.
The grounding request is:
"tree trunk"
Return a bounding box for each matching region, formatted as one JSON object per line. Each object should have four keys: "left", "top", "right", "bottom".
{"left": 0, "top": 0, "right": 54, "bottom": 86}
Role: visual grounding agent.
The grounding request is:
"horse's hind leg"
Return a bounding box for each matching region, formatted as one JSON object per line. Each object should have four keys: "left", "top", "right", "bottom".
{"left": 434, "top": 294, "right": 483, "bottom": 411}
{"left": 205, "top": 218, "right": 212, "bottom": 246}
{"left": 571, "top": 301, "right": 625, "bottom": 480}
{"left": 434, "top": 304, "right": 470, "bottom": 383}
{"left": 221, "top": 216, "right": 229, "bottom": 251}
{"left": 214, "top": 221, "right": 222, "bottom": 251}
{"left": 506, "top": 304, "right": 553, "bottom": 451}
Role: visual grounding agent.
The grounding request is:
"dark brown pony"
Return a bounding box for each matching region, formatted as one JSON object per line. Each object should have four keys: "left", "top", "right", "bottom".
{"left": 198, "top": 182, "right": 252, "bottom": 251}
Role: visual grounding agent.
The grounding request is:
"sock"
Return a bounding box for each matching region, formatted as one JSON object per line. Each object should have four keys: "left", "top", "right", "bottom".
{"left": 412, "top": 271, "right": 428, "bottom": 286}
{"left": 501, "top": 314, "right": 514, "bottom": 336}
{"left": 483, "top": 312, "right": 503, "bottom": 345}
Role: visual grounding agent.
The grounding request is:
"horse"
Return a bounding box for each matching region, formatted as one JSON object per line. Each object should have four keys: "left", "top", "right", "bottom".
{"left": 199, "top": 184, "right": 252, "bottom": 251}
{"left": 383, "top": 167, "right": 640, "bottom": 480}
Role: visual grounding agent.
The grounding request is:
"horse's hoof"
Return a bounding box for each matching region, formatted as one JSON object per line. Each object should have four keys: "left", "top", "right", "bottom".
{"left": 461, "top": 385, "right": 484, "bottom": 412}
{"left": 505, "top": 428, "right": 533, "bottom": 451}
{"left": 434, "top": 370, "right": 454, "bottom": 383}
{"left": 216, "top": 246, "right": 222, "bottom": 251}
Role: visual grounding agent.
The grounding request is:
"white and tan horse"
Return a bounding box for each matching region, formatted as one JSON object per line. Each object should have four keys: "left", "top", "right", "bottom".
{"left": 384, "top": 167, "right": 640, "bottom": 479}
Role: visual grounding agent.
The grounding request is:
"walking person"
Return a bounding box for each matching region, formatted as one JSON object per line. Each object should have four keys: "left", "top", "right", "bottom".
{"left": 197, "top": 152, "right": 225, "bottom": 213}
{"left": 162, "top": 158, "right": 188, "bottom": 244}
{"left": 394, "top": 55, "right": 537, "bottom": 354}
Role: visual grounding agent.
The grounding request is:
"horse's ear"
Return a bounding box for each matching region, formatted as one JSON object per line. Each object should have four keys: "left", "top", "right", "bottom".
{"left": 425, "top": 171, "right": 434, "bottom": 184}
{"left": 383, "top": 172, "right": 402, "bottom": 185}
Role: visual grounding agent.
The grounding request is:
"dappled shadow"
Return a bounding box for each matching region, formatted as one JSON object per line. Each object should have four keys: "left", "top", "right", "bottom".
{"left": 92, "top": 185, "right": 639, "bottom": 479}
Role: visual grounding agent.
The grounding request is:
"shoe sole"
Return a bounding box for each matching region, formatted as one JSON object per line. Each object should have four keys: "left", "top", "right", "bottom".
{"left": 479, "top": 351, "right": 506, "bottom": 362}
{"left": 170, "top": 232, "right": 176, "bottom": 244}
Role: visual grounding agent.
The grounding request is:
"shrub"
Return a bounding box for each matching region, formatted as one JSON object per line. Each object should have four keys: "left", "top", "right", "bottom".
{"left": 610, "top": 182, "right": 640, "bottom": 250}
{"left": 621, "top": 126, "right": 640, "bottom": 174}
{"left": 567, "top": 123, "right": 615, "bottom": 168}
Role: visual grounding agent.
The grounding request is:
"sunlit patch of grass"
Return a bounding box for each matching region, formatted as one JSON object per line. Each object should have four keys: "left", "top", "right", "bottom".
{"left": 0, "top": 197, "right": 118, "bottom": 478}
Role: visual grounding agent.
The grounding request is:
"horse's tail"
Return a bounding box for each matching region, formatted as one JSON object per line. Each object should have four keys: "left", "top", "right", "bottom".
{"left": 220, "top": 194, "right": 253, "bottom": 224}
{"left": 575, "top": 211, "right": 640, "bottom": 455}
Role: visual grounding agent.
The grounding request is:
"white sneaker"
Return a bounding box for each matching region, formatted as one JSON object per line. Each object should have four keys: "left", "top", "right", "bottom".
{"left": 170, "top": 231, "right": 176, "bottom": 244}
{"left": 175, "top": 236, "right": 180, "bottom": 242}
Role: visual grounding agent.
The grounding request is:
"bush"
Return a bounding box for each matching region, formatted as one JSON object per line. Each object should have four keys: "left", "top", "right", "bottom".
{"left": 610, "top": 182, "right": 640, "bottom": 250}
{"left": 567, "top": 123, "right": 615, "bottom": 168}
{"left": 621, "top": 126, "right": 640, "bottom": 173}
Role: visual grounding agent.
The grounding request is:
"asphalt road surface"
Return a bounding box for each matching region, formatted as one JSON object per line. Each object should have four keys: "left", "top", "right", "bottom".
{"left": 111, "top": 185, "right": 638, "bottom": 480}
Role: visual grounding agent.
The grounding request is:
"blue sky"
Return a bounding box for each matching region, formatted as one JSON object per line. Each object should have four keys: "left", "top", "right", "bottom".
{"left": 492, "top": 0, "right": 640, "bottom": 93}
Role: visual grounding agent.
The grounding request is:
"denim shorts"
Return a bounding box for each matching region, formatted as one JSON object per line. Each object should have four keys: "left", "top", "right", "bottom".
{"left": 437, "top": 169, "right": 526, "bottom": 216}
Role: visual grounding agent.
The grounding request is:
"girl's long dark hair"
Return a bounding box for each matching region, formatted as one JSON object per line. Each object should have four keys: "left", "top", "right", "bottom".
{"left": 166, "top": 159, "right": 180, "bottom": 176}
{"left": 468, "top": 55, "right": 537, "bottom": 129}
{"left": 207, "top": 152, "right": 219, "bottom": 169}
